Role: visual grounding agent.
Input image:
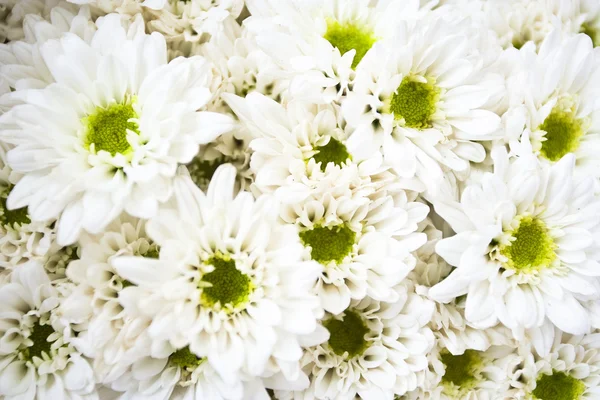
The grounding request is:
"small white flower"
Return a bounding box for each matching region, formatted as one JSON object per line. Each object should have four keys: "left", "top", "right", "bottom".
{"left": 342, "top": 15, "right": 502, "bottom": 191}
{"left": 429, "top": 146, "right": 600, "bottom": 355}
{"left": 275, "top": 282, "right": 435, "bottom": 400}
{"left": 0, "top": 13, "right": 235, "bottom": 246}
{"left": 0, "top": 261, "right": 97, "bottom": 399}
{"left": 112, "top": 164, "right": 323, "bottom": 385}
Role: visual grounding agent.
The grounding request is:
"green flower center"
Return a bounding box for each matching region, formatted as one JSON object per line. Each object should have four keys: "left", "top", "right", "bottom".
{"left": 0, "top": 186, "right": 30, "bottom": 228}
{"left": 200, "top": 254, "right": 254, "bottom": 309}
{"left": 532, "top": 371, "right": 586, "bottom": 400}
{"left": 538, "top": 105, "right": 585, "bottom": 162}
{"left": 311, "top": 138, "right": 351, "bottom": 171}
{"left": 299, "top": 224, "right": 356, "bottom": 265}
{"left": 84, "top": 101, "right": 139, "bottom": 156}
{"left": 441, "top": 350, "right": 482, "bottom": 390}
{"left": 323, "top": 20, "right": 376, "bottom": 69}
{"left": 389, "top": 77, "right": 440, "bottom": 129}
{"left": 169, "top": 346, "right": 205, "bottom": 369}
{"left": 499, "top": 216, "right": 556, "bottom": 273}
{"left": 324, "top": 310, "right": 370, "bottom": 358}
{"left": 581, "top": 23, "right": 600, "bottom": 47}
{"left": 22, "top": 321, "right": 55, "bottom": 361}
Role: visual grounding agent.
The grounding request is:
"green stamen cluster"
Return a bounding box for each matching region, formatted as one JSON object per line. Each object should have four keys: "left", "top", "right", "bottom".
{"left": 186, "top": 156, "right": 226, "bottom": 190}
{"left": 169, "top": 346, "right": 205, "bottom": 369}
{"left": 389, "top": 77, "right": 440, "bottom": 129}
{"left": 324, "top": 310, "right": 371, "bottom": 359}
{"left": 311, "top": 138, "right": 351, "bottom": 171}
{"left": 22, "top": 321, "right": 55, "bottom": 361}
{"left": 0, "top": 186, "right": 30, "bottom": 228}
{"left": 500, "top": 216, "right": 556, "bottom": 273}
{"left": 299, "top": 224, "right": 356, "bottom": 265}
{"left": 532, "top": 371, "right": 586, "bottom": 400}
{"left": 581, "top": 23, "right": 600, "bottom": 47}
{"left": 538, "top": 105, "right": 584, "bottom": 162}
{"left": 441, "top": 350, "right": 483, "bottom": 390}
{"left": 323, "top": 20, "right": 376, "bottom": 69}
{"left": 84, "top": 101, "right": 139, "bottom": 156}
{"left": 201, "top": 254, "right": 254, "bottom": 309}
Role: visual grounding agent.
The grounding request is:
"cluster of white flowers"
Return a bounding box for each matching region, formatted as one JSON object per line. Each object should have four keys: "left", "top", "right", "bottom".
{"left": 0, "top": 0, "right": 599, "bottom": 399}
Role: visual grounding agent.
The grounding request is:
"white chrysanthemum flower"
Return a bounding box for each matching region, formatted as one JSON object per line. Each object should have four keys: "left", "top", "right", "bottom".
{"left": 0, "top": 13, "right": 235, "bottom": 246}
{"left": 0, "top": 145, "right": 54, "bottom": 270}
{"left": 280, "top": 184, "right": 428, "bottom": 315}
{"left": 275, "top": 282, "right": 434, "bottom": 400}
{"left": 429, "top": 146, "right": 600, "bottom": 355}
{"left": 112, "top": 164, "right": 323, "bottom": 384}
{"left": 342, "top": 15, "right": 502, "bottom": 191}
{"left": 67, "top": 0, "right": 164, "bottom": 13}
{"left": 245, "top": 0, "right": 431, "bottom": 104}
{"left": 519, "top": 330, "right": 600, "bottom": 400}
{"left": 412, "top": 222, "right": 514, "bottom": 356}
{"left": 0, "top": 0, "right": 74, "bottom": 42}
{"left": 145, "top": 0, "right": 245, "bottom": 42}
{"left": 406, "top": 344, "right": 524, "bottom": 400}
{"left": 581, "top": 0, "right": 600, "bottom": 47}
{"left": 58, "top": 214, "right": 165, "bottom": 383}
{"left": 108, "top": 346, "right": 269, "bottom": 400}
{"left": 507, "top": 31, "right": 600, "bottom": 182}
{"left": 0, "top": 261, "right": 97, "bottom": 399}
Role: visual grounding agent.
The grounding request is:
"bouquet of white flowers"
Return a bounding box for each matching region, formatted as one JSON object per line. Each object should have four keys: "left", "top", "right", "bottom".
{"left": 0, "top": 0, "right": 599, "bottom": 399}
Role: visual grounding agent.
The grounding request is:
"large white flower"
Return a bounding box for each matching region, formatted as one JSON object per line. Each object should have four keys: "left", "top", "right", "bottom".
{"left": 0, "top": 261, "right": 97, "bottom": 399}
{"left": 342, "top": 15, "right": 502, "bottom": 191}
{"left": 507, "top": 31, "right": 600, "bottom": 182}
{"left": 0, "top": 13, "right": 235, "bottom": 246}
{"left": 112, "top": 164, "right": 323, "bottom": 385}
{"left": 275, "top": 282, "right": 434, "bottom": 400}
{"left": 429, "top": 146, "right": 600, "bottom": 355}
{"left": 245, "top": 0, "right": 431, "bottom": 104}
{"left": 517, "top": 330, "right": 600, "bottom": 400}
{"left": 281, "top": 187, "right": 428, "bottom": 315}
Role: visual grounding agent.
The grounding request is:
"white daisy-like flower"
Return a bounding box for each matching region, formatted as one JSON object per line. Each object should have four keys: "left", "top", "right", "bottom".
{"left": 518, "top": 330, "right": 600, "bottom": 400}
{"left": 507, "top": 31, "right": 600, "bottom": 181}
{"left": 245, "top": 0, "right": 431, "bottom": 104}
{"left": 58, "top": 214, "right": 165, "bottom": 383}
{"left": 0, "top": 13, "right": 235, "bottom": 246}
{"left": 280, "top": 183, "right": 428, "bottom": 315}
{"left": 108, "top": 346, "right": 269, "bottom": 400}
{"left": 411, "top": 222, "right": 514, "bottom": 356}
{"left": 0, "top": 0, "right": 72, "bottom": 42}
{"left": 275, "top": 282, "right": 435, "bottom": 400}
{"left": 112, "top": 164, "right": 323, "bottom": 385}
{"left": 145, "top": 0, "right": 245, "bottom": 43}
{"left": 342, "top": 15, "right": 502, "bottom": 191}
{"left": 406, "top": 344, "right": 524, "bottom": 400}
{"left": 0, "top": 261, "right": 97, "bottom": 399}
{"left": 0, "top": 144, "right": 54, "bottom": 270}
{"left": 429, "top": 146, "right": 600, "bottom": 354}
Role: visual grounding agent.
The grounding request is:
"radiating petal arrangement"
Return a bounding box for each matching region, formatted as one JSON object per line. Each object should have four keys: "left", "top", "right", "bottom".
{"left": 0, "top": 0, "right": 600, "bottom": 399}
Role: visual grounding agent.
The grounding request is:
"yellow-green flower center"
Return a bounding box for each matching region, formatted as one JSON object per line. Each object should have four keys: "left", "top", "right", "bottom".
{"left": 0, "top": 186, "right": 30, "bottom": 228}
{"left": 169, "top": 346, "right": 205, "bottom": 369}
{"left": 324, "top": 310, "right": 370, "bottom": 358}
{"left": 499, "top": 216, "right": 556, "bottom": 273}
{"left": 581, "top": 23, "right": 600, "bottom": 47}
{"left": 311, "top": 138, "right": 351, "bottom": 171}
{"left": 532, "top": 371, "right": 586, "bottom": 400}
{"left": 441, "top": 350, "right": 483, "bottom": 390}
{"left": 299, "top": 224, "right": 356, "bottom": 265}
{"left": 200, "top": 254, "right": 254, "bottom": 309}
{"left": 84, "top": 101, "right": 139, "bottom": 156}
{"left": 186, "top": 155, "right": 229, "bottom": 190}
{"left": 389, "top": 77, "right": 440, "bottom": 129}
{"left": 538, "top": 105, "right": 585, "bottom": 162}
{"left": 22, "top": 321, "right": 55, "bottom": 361}
{"left": 323, "top": 20, "right": 376, "bottom": 69}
